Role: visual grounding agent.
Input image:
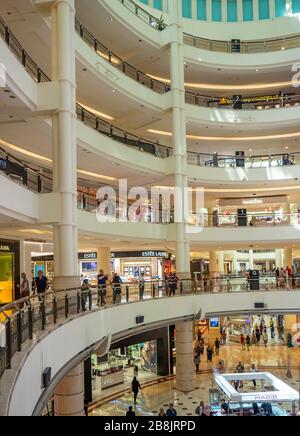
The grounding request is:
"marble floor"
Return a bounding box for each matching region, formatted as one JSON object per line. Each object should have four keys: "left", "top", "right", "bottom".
{"left": 91, "top": 344, "right": 300, "bottom": 417}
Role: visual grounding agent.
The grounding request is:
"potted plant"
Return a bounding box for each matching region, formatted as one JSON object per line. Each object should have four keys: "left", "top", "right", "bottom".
{"left": 156, "top": 15, "right": 166, "bottom": 31}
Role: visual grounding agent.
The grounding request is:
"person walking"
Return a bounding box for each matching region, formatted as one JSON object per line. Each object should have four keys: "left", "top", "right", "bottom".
{"left": 215, "top": 338, "right": 221, "bottom": 356}
{"left": 221, "top": 330, "right": 227, "bottom": 346}
{"left": 131, "top": 377, "right": 141, "bottom": 405}
{"left": 194, "top": 353, "right": 201, "bottom": 373}
{"left": 126, "top": 406, "right": 136, "bottom": 417}
{"left": 166, "top": 404, "right": 177, "bottom": 417}
{"left": 19, "top": 272, "right": 30, "bottom": 306}
{"left": 263, "top": 331, "right": 268, "bottom": 348}
{"left": 168, "top": 272, "right": 178, "bottom": 296}
{"left": 256, "top": 328, "right": 261, "bottom": 344}
{"left": 207, "top": 345, "right": 213, "bottom": 362}
{"left": 246, "top": 335, "right": 251, "bottom": 351}
{"left": 240, "top": 334, "right": 246, "bottom": 351}
{"left": 252, "top": 331, "right": 257, "bottom": 346}
{"left": 97, "top": 269, "right": 108, "bottom": 306}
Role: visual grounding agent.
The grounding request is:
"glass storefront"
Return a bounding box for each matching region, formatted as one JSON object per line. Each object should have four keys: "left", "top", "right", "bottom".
{"left": 0, "top": 239, "right": 20, "bottom": 306}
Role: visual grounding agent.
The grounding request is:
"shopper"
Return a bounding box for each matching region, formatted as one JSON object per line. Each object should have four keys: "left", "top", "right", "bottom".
{"left": 158, "top": 408, "right": 166, "bottom": 417}
{"left": 33, "top": 270, "right": 49, "bottom": 300}
{"left": 256, "top": 328, "right": 261, "bottom": 344}
{"left": 221, "top": 399, "right": 229, "bottom": 415}
{"left": 207, "top": 345, "right": 213, "bottom": 362}
{"left": 111, "top": 273, "right": 123, "bottom": 304}
{"left": 131, "top": 377, "right": 141, "bottom": 404}
{"left": 263, "top": 331, "right": 268, "bottom": 348}
{"left": 240, "top": 334, "right": 246, "bottom": 351}
{"left": 97, "top": 269, "right": 108, "bottom": 306}
{"left": 215, "top": 338, "right": 221, "bottom": 356}
{"left": 195, "top": 401, "right": 205, "bottom": 416}
{"left": 166, "top": 404, "right": 177, "bottom": 417}
{"left": 168, "top": 272, "right": 178, "bottom": 296}
{"left": 194, "top": 353, "right": 200, "bottom": 372}
{"left": 138, "top": 272, "right": 145, "bottom": 300}
{"left": 250, "top": 364, "right": 257, "bottom": 390}
{"left": 19, "top": 272, "right": 30, "bottom": 306}
{"left": 222, "top": 330, "right": 227, "bottom": 346}
{"left": 246, "top": 335, "right": 251, "bottom": 351}
{"left": 126, "top": 406, "right": 136, "bottom": 417}
{"left": 81, "top": 279, "right": 90, "bottom": 311}
{"left": 252, "top": 331, "right": 257, "bottom": 346}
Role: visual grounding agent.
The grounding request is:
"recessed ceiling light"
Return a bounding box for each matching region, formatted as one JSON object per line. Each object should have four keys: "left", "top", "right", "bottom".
{"left": 112, "top": 89, "right": 116, "bottom": 93}
{"left": 249, "top": 149, "right": 252, "bottom": 152}
{"left": 255, "top": 69, "right": 259, "bottom": 72}
{"left": 285, "top": 146, "right": 289, "bottom": 150}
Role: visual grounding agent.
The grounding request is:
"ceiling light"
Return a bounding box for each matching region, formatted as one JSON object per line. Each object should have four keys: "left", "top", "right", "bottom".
{"left": 147, "top": 129, "right": 300, "bottom": 142}
{"left": 285, "top": 146, "right": 289, "bottom": 149}
{"left": 77, "top": 103, "right": 114, "bottom": 120}
{"left": 77, "top": 169, "right": 116, "bottom": 181}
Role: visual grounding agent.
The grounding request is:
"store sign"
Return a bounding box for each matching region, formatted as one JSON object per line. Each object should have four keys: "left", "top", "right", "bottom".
{"left": 111, "top": 251, "right": 168, "bottom": 259}
{"left": 78, "top": 252, "right": 97, "bottom": 260}
{"left": 0, "top": 245, "right": 10, "bottom": 251}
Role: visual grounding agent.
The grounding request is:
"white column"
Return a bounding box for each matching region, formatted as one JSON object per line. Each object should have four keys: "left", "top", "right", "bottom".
{"left": 209, "top": 251, "right": 218, "bottom": 274}
{"left": 54, "top": 363, "right": 84, "bottom": 416}
{"left": 207, "top": 0, "right": 212, "bottom": 21}
{"left": 286, "top": 0, "right": 292, "bottom": 14}
{"left": 217, "top": 251, "right": 225, "bottom": 274}
{"left": 232, "top": 251, "right": 238, "bottom": 273}
{"left": 97, "top": 247, "right": 112, "bottom": 299}
{"left": 168, "top": 0, "right": 190, "bottom": 282}
{"left": 222, "top": 0, "right": 227, "bottom": 22}
{"left": 51, "top": 0, "right": 79, "bottom": 290}
{"left": 275, "top": 249, "right": 284, "bottom": 269}
{"left": 269, "top": 0, "right": 275, "bottom": 18}
{"left": 191, "top": 0, "right": 197, "bottom": 19}
{"left": 176, "top": 321, "right": 196, "bottom": 392}
{"left": 237, "top": 0, "right": 243, "bottom": 21}
{"left": 249, "top": 250, "right": 254, "bottom": 270}
{"left": 284, "top": 248, "right": 293, "bottom": 268}
{"left": 253, "top": 0, "right": 259, "bottom": 20}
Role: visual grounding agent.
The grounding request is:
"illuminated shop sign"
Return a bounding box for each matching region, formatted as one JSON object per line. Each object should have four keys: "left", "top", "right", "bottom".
{"left": 0, "top": 245, "right": 10, "bottom": 251}
{"left": 111, "top": 251, "right": 168, "bottom": 259}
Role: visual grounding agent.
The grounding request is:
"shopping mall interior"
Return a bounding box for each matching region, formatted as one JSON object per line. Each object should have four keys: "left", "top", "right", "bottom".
{"left": 0, "top": 0, "right": 300, "bottom": 418}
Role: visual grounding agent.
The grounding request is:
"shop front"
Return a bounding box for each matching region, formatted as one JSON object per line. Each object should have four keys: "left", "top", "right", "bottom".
{"left": 0, "top": 239, "right": 20, "bottom": 306}
{"left": 111, "top": 251, "right": 169, "bottom": 281}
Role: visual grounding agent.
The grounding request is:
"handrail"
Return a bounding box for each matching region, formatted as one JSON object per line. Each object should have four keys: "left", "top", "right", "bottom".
{"left": 183, "top": 32, "right": 300, "bottom": 54}
{"left": 76, "top": 17, "right": 300, "bottom": 109}
{"left": 118, "top": 0, "right": 164, "bottom": 30}
{"left": 0, "top": 281, "right": 298, "bottom": 382}
{"left": 75, "top": 18, "right": 169, "bottom": 94}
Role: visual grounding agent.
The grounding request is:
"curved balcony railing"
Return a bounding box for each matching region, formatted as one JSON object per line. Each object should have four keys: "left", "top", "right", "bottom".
{"left": 75, "top": 18, "right": 169, "bottom": 94}
{"left": 0, "top": 16, "right": 50, "bottom": 83}
{"left": 183, "top": 32, "right": 300, "bottom": 54}
{"left": 76, "top": 17, "right": 300, "bottom": 109}
{"left": 76, "top": 104, "right": 171, "bottom": 157}
{"left": 0, "top": 280, "right": 299, "bottom": 382}
{"left": 117, "top": 0, "right": 165, "bottom": 30}
{"left": 2, "top": 16, "right": 300, "bottom": 171}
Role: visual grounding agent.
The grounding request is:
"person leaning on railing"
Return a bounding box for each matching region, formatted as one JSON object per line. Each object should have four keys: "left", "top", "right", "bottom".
{"left": 33, "top": 270, "right": 49, "bottom": 301}
{"left": 111, "top": 272, "right": 123, "bottom": 304}
{"left": 97, "top": 269, "right": 108, "bottom": 306}
{"left": 81, "top": 279, "right": 90, "bottom": 312}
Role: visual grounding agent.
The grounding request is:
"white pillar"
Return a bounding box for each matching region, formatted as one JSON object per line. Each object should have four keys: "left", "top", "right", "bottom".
{"left": 51, "top": 0, "right": 79, "bottom": 290}
{"left": 275, "top": 249, "right": 284, "bottom": 269}
{"left": 284, "top": 248, "right": 293, "bottom": 268}
{"left": 249, "top": 250, "right": 254, "bottom": 270}
{"left": 176, "top": 321, "right": 196, "bottom": 392}
{"left": 97, "top": 246, "right": 112, "bottom": 299}
{"left": 217, "top": 251, "right": 225, "bottom": 274}
{"left": 269, "top": 0, "right": 275, "bottom": 18}
{"left": 253, "top": 0, "right": 259, "bottom": 20}
{"left": 168, "top": 0, "right": 190, "bottom": 283}
{"left": 54, "top": 363, "right": 84, "bottom": 416}
{"left": 209, "top": 251, "right": 218, "bottom": 274}
{"left": 232, "top": 251, "right": 238, "bottom": 273}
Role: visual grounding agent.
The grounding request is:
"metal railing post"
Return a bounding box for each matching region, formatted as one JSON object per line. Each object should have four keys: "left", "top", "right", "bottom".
{"left": 17, "top": 311, "right": 22, "bottom": 352}
{"left": 5, "top": 319, "right": 12, "bottom": 370}
{"left": 41, "top": 300, "right": 46, "bottom": 331}
{"left": 152, "top": 283, "right": 156, "bottom": 298}
{"left": 88, "top": 291, "right": 92, "bottom": 311}
{"left": 77, "top": 292, "right": 81, "bottom": 314}
{"left": 53, "top": 297, "right": 58, "bottom": 324}
{"left": 126, "top": 285, "right": 129, "bottom": 303}
{"left": 65, "top": 295, "right": 69, "bottom": 319}
{"left": 28, "top": 305, "right": 33, "bottom": 340}
{"left": 180, "top": 281, "right": 184, "bottom": 295}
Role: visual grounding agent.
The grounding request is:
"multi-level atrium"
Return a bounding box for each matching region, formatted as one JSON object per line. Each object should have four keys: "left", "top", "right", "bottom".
{"left": 1, "top": 0, "right": 300, "bottom": 420}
